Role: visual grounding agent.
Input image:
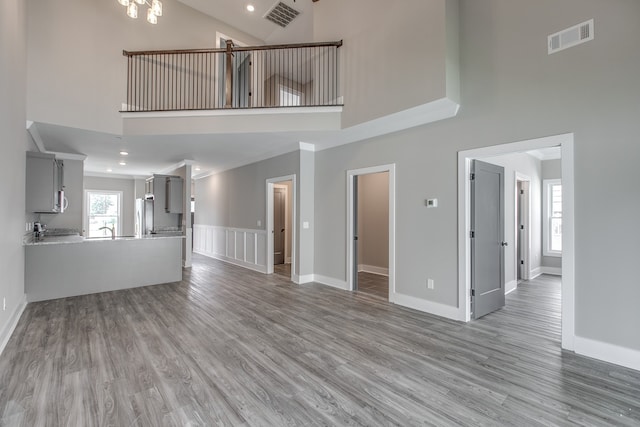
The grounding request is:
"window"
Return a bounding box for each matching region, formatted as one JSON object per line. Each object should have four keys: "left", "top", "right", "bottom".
{"left": 279, "top": 86, "right": 301, "bottom": 106}
{"left": 543, "top": 179, "right": 562, "bottom": 256}
{"left": 85, "top": 190, "right": 123, "bottom": 237}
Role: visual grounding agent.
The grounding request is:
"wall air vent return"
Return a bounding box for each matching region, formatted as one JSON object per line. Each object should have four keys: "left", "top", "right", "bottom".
{"left": 264, "top": 2, "right": 300, "bottom": 28}
{"left": 548, "top": 19, "right": 594, "bottom": 54}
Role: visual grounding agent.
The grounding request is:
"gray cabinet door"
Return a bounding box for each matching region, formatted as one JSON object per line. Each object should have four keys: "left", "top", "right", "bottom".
{"left": 165, "top": 177, "right": 184, "bottom": 213}
{"left": 471, "top": 160, "right": 505, "bottom": 319}
{"left": 26, "top": 152, "right": 57, "bottom": 213}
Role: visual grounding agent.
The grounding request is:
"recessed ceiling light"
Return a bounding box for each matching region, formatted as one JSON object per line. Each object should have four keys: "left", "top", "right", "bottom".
{"left": 120, "top": 151, "right": 129, "bottom": 156}
{"left": 195, "top": 167, "right": 201, "bottom": 171}
{"left": 107, "top": 168, "right": 113, "bottom": 172}
{"left": 246, "top": 4, "right": 255, "bottom": 12}
{"left": 119, "top": 161, "right": 127, "bottom": 166}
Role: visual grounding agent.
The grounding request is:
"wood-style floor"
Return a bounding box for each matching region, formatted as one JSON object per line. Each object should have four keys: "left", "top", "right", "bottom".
{"left": 1, "top": 255, "right": 639, "bottom": 426}
{"left": 356, "top": 271, "right": 389, "bottom": 299}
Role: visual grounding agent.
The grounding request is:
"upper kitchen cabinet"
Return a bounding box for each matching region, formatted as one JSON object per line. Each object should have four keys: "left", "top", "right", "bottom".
{"left": 165, "top": 176, "right": 183, "bottom": 214}
{"left": 26, "top": 152, "right": 65, "bottom": 213}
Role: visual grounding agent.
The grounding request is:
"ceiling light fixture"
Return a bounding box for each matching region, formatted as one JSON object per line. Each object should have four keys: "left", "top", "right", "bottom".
{"left": 119, "top": 161, "right": 127, "bottom": 166}
{"left": 117, "top": 0, "right": 162, "bottom": 24}
{"left": 246, "top": 4, "right": 255, "bottom": 12}
{"left": 120, "top": 151, "right": 129, "bottom": 156}
{"left": 107, "top": 168, "right": 113, "bottom": 172}
{"left": 195, "top": 167, "right": 201, "bottom": 171}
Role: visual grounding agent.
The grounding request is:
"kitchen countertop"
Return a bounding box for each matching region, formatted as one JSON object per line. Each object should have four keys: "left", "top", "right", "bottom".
{"left": 24, "top": 233, "right": 185, "bottom": 246}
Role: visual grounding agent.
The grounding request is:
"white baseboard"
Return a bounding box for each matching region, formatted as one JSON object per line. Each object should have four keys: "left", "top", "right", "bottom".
{"left": 0, "top": 294, "right": 27, "bottom": 357}
{"left": 390, "top": 292, "right": 462, "bottom": 321}
{"left": 295, "top": 274, "right": 315, "bottom": 285}
{"left": 530, "top": 266, "right": 562, "bottom": 279}
{"left": 313, "top": 274, "right": 349, "bottom": 290}
{"left": 505, "top": 280, "right": 518, "bottom": 295}
{"left": 357, "top": 264, "right": 389, "bottom": 277}
{"left": 574, "top": 336, "right": 640, "bottom": 372}
{"left": 194, "top": 250, "right": 267, "bottom": 274}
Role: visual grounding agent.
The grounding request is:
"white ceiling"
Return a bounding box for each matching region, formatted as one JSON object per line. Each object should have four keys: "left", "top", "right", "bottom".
{"left": 33, "top": 122, "right": 310, "bottom": 179}
{"left": 176, "top": 0, "right": 314, "bottom": 44}
{"left": 527, "top": 147, "right": 561, "bottom": 160}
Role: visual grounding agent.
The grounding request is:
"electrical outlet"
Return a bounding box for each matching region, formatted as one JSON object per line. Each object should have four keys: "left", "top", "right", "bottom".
{"left": 427, "top": 278, "right": 434, "bottom": 290}
{"left": 257, "top": 220, "right": 262, "bottom": 227}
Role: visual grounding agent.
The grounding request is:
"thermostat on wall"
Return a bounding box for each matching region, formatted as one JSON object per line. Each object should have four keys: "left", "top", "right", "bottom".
{"left": 426, "top": 198, "right": 438, "bottom": 208}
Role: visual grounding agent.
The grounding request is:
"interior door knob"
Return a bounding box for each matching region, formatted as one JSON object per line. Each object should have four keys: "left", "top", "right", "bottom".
{"left": 501, "top": 241, "right": 508, "bottom": 246}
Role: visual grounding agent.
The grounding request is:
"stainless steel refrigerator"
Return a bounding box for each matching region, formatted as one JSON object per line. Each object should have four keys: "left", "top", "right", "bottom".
{"left": 135, "top": 198, "right": 154, "bottom": 237}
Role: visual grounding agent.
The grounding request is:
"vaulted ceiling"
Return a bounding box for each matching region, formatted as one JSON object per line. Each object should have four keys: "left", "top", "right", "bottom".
{"left": 176, "top": 0, "right": 315, "bottom": 44}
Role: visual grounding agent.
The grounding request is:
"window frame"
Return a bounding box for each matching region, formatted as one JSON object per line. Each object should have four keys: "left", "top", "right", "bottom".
{"left": 84, "top": 189, "right": 123, "bottom": 237}
{"left": 542, "top": 179, "right": 562, "bottom": 257}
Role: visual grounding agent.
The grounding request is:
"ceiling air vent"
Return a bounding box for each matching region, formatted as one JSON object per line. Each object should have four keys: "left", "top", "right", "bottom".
{"left": 264, "top": 2, "right": 300, "bottom": 28}
{"left": 548, "top": 19, "right": 594, "bottom": 55}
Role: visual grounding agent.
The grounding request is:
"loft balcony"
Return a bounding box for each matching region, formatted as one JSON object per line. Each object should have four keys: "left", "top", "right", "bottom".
{"left": 120, "top": 40, "right": 343, "bottom": 136}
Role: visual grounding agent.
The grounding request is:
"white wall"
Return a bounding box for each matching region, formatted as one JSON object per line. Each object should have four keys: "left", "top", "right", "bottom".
{"left": 477, "top": 153, "right": 542, "bottom": 292}
{"left": 84, "top": 176, "right": 136, "bottom": 236}
{"left": 0, "top": 0, "right": 28, "bottom": 350}
{"left": 357, "top": 172, "right": 389, "bottom": 272}
{"left": 26, "top": 0, "right": 262, "bottom": 135}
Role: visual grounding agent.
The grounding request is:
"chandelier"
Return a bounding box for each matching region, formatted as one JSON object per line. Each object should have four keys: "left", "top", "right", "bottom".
{"left": 117, "top": 0, "right": 163, "bottom": 24}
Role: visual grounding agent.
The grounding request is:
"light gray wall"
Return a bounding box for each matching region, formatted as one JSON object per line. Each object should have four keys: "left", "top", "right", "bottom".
{"left": 0, "top": 0, "right": 28, "bottom": 344}
{"left": 195, "top": 151, "right": 302, "bottom": 273}
{"left": 357, "top": 172, "right": 389, "bottom": 270}
{"left": 41, "top": 159, "right": 84, "bottom": 231}
{"left": 26, "top": 0, "right": 262, "bottom": 135}
{"left": 313, "top": 0, "right": 458, "bottom": 128}
{"left": 314, "top": 0, "right": 640, "bottom": 351}
{"left": 195, "top": 151, "right": 300, "bottom": 229}
{"left": 541, "top": 159, "right": 562, "bottom": 270}
{"left": 478, "top": 153, "right": 542, "bottom": 290}
{"left": 84, "top": 176, "right": 136, "bottom": 236}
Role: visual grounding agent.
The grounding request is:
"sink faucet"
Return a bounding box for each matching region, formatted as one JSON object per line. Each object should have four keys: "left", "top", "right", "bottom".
{"left": 99, "top": 226, "right": 116, "bottom": 239}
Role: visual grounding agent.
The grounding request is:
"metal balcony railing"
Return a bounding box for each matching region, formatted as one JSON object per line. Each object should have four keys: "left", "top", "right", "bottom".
{"left": 122, "top": 40, "right": 342, "bottom": 112}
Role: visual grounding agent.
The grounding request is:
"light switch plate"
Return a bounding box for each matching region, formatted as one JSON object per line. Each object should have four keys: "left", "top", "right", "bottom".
{"left": 303, "top": 221, "right": 310, "bottom": 229}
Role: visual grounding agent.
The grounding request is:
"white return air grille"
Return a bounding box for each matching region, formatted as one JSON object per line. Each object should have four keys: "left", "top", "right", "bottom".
{"left": 548, "top": 19, "right": 594, "bottom": 54}
{"left": 264, "top": 2, "right": 300, "bottom": 28}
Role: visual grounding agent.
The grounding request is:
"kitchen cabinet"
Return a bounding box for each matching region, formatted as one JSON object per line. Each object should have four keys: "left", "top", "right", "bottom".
{"left": 145, "top": 178, "right": 153, "bottom": 196}
{"left": 165, "top": 176, "right": 184, "bottom": 213}
{"left": 26, "top": 152, "right": 65, "bottom": 213}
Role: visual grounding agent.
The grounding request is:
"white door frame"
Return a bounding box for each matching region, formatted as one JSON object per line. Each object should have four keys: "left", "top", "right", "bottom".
{"left": 346, "top": 164, "right": 396, "bottom": 299}
{"left": 458, "top": 133, "right": 575, "bottom": 351}
{"left": 515, "top": 172, "right": 531, "bottom": 282}
{"left": 266, "top": 174, "right": 297, "bottom": 280}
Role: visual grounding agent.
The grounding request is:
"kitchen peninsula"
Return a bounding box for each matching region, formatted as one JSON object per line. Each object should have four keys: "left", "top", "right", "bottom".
{"left": 25, "top": 234, "right": 183, "bottom": 302}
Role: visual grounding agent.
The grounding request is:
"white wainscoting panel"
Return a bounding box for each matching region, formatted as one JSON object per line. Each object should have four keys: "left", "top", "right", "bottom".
{"left": 194, "top": 225, "right": 268, "bottom": 274}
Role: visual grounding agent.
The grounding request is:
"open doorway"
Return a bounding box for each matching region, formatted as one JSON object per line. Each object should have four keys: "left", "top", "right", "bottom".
{"left": 347, "top": 164, "right": 396, "bottom": 300}
{"left": 266, "top": 175, "right": 296, "bottom": 281}
{"left": 458, "top": 133, "right": 574, "bottom": 350}
{"left": 354, "top": 172, "right": 390, "bottom": 299}
{"left": 273, "top": 181, "right": 293, "bottom": 278}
